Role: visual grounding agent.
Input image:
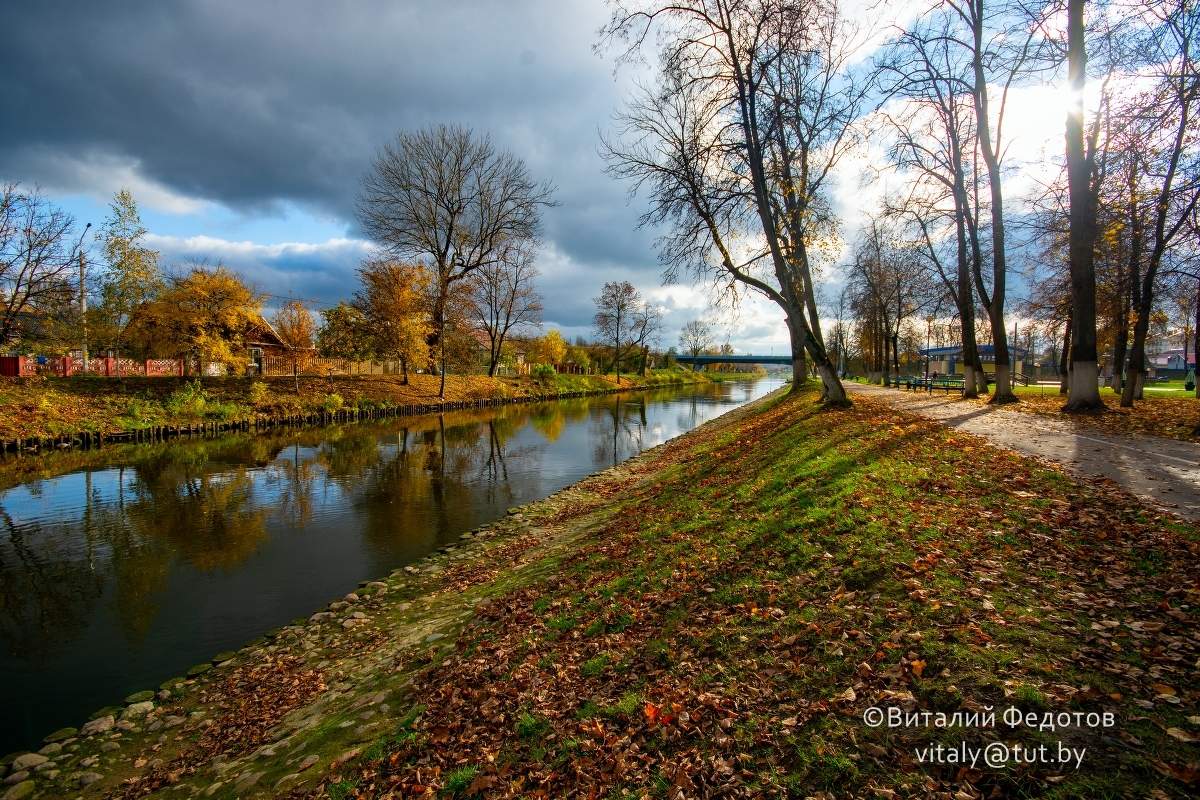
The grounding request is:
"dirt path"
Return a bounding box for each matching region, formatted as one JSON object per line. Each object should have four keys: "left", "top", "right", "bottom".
{"left": 848, "top": 382, "right": 1200, "bottom": 522}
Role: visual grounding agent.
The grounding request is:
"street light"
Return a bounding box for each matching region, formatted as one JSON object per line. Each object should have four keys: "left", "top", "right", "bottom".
{"left": 924, "top": 315, "right": 933, "bottom": 382}
{"left": 79, "top": 222, "right": 92, "bottom": 373}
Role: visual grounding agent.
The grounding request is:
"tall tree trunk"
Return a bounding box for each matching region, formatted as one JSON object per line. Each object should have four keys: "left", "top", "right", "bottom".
{"left": 438, "top": 336, "right": 446, "bottom": 399}
{"left": 787, "top": 316, "right": 808, "bottom": 392}
{"left": 802, "top": 322, "right": 847, "bottom": 404}
{"left": 1059, "top": 315, "right": 1072, "bottom": 394}
{"left": 1110, "top": 267, "right": 1130, "bottom": 393}
{"left": 1194, "top": 275, "right": 1199, "bottom": 398}
{"left": 1121, "top": 311, "right": 1151, "bottom": 407}
{"left": 971, "top": 4, "right": 1015, "bottom": 404}
{"left": 1063, "top": 0, "right": 1103, "bottom": 410}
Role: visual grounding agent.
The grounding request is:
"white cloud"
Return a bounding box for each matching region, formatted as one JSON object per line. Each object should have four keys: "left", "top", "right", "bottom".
{"left": 15, "top": 148, "right": 216, "bottom": 215}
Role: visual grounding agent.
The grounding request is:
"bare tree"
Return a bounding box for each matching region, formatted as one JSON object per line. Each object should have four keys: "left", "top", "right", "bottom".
{"left": 1116, "top": 0, "right": 1200, "bottom": 407}
{"left": 679, "top": 319, "right": 715, "bottom": 368}
{"left": 848, "top": 215, "right": 938, "bottom": 383}
{"left": 601, "top": 0, "right": 871, "bottom": 403}
{"left": 357, "top": 124, "right": 555, "bottom": 397}
{"left": 630, "top": 301, "right": 664, "bottom": 376}
{"left": 469, "top": 238, "right": 543, "bottom": 376}
{"left": 593, "top": 281, "right": 640, "bottom": 381}
{"left": 1062, "top": 0, "right": 1106, "bottom": 408}
{"left": 878, "top": 15, "right": 990, "bottom": 397}
{"left": 0, "top": 185, "right": 85, "bottom": 347}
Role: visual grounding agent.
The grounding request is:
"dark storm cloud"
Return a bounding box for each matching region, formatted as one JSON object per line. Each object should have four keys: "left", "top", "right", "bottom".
{"left": 0, "top": 0, "right": 663, "bottom": 324}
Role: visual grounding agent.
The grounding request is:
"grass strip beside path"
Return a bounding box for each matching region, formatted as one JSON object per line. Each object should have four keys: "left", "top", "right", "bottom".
{"left": 328, "top": 387, "right": 1199, "bottom": 799}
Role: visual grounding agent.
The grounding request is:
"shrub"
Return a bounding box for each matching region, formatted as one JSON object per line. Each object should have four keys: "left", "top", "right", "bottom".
{"left": 248, "top": 381, "right": 269, "bottom": 406}
{"left": 531, "top": 363, "right": 556, "bottom": 384}
{"left": 205, "top": 401, "right": 245, "bottom": 421}
{"left": 165, "top": 380, "right": 208, "bottom": 418}
{"left": 320, "top": 392, "right": 344, "bottom": 413}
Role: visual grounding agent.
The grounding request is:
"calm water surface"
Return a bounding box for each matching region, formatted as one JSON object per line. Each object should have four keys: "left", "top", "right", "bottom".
{"left": 0, "top": 378, "right": 781, "bottom": 752}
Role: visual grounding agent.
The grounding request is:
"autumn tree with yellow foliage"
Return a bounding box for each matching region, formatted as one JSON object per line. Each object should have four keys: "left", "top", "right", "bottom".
{"left": 128, "top": 265, "right": 262, "bottom": 376}
{"left": 272, "top": 299, "right": 316, "bottom": 390}
{"left": 531, "top": 328, "right": 566, "bottom": 367}
{"left": 353, "top": 259, "right": 431, "bottom": 384}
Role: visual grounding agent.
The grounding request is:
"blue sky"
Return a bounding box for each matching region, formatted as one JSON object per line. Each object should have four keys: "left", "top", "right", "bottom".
{"left": 2, "top": 0, "right": 1070, "bottom": 353}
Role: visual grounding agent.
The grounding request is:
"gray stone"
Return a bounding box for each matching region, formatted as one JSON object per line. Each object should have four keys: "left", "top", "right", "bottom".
{"left": 343, "top": 592, "right": 360, "bottom": 602}
{"left": 274, "top": 774, "right": 302, "bottom": 791}
{"left": 80, "top": 716, "right": 115, "bottom": 736}
{"left": 115, "top": 720, "right": 137, "bottom": 731}
{"left": 89, "top": 706, "right": 122, "bottom": 721}
{"left": 78, "top": 772, "right": 103, "bottom": 786}
{"left": 10, "top": 754, "right": 46, "bottom": 771}
{"left": 186, "top": 662, "right": 211, "bottom": 677}
{"left": 121, "top": 701, "right": 154, "bottom": 719}
{"left": 79, "top": 757, "right": 98, "bottom": 769}
{"left": 124, "top": 690, "right": 155, "bottom": 704}
{"left": 423, "top": 632, "right": 446, "bottom": 643}
{"left": 164, "top": 716, "right": 185, "bottom": 729}
{"left": 42, "top": 727, "right": 77, "bottom": 744}
{"left": 203, "top": 781, "right": 224, "bottom": 797}
{"left": 329, "top": 601, "right": 348, "bottom": 611}
{"left": 36, "top": 743, "right": 61, "bottom": 756}
{"left": 100, "top": 742, "right": 120, "bottom": 753}
{"left": 43, "top": 770, "right": 58, "bottom": 781}
{"left": 298, "top": 754, "right": 319, "bottom": 771}
{"left": 234, "top": 772, "right": 264, "bottom": 791}
{"left": 2, "top": 773, "right": 28, "bottom": 787}
{"left": 3, "top": 781, "right": 34, "bottom": 800}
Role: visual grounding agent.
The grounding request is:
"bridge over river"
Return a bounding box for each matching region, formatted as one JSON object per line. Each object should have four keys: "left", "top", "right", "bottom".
{"left": 675, "top": 354, "right": 792, "bottom": 366}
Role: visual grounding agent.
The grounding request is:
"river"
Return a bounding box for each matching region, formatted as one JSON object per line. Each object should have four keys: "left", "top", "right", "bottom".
{"left": 0, "top": 377, "right": 781, "bottom": 753}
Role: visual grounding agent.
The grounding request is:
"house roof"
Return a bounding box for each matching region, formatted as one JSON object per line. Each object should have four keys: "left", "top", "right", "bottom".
{"left": 919, "top": 344, "right": 1029, "bottom": 358}
{"left": 246, "top": 316, "right": 287, "bottom": 348}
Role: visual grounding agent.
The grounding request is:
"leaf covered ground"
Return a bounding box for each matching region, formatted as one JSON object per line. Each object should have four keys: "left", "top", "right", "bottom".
{"left": 995, "top": 388, "right": 1198, "bottom": 443}
{"left": 321, "top": 389, "right": 1200, "bottom": 799}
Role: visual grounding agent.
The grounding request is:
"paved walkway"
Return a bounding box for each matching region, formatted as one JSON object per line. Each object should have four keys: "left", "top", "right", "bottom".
{"left": 847, "top": 383, "right": 1200, "bottom": 522}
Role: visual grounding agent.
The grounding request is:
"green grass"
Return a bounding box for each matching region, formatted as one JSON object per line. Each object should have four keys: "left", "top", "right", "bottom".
{"left": 442, "top": 764, "right": 479, "bottom": 796}
{"left": 1011, "top": 381, "right": 1197, "bottom": 400}
{"left": 349, "top": 387, "right": 1196, "bottom": 798}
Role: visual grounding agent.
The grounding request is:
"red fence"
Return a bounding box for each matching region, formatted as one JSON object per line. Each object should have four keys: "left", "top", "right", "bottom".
{"left": 0, "top": 356, "right": 184, "bottom": 378}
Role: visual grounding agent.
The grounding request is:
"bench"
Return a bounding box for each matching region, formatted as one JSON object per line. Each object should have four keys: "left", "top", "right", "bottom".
{"left": 904, "top": 377, "right": 966, "bottom": 394}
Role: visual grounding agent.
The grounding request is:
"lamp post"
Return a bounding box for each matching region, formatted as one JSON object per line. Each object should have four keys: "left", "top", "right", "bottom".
{"left": 79, "top": 222, "right": 92, "bottom": 373}
{"left": 924, "top": 315, "right": 933, "bottom": 381}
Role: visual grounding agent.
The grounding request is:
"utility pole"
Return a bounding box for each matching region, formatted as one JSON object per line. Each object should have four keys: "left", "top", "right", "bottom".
{"left": 79, "top": 221, "right": 91, "bottom": 373}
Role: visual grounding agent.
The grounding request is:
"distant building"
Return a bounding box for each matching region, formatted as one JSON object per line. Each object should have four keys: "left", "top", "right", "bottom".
{"left": 918, "top": 344, "right": 1029, "bottom": 376}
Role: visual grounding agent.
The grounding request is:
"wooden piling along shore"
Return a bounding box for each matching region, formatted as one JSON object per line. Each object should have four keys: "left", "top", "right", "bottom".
{"left": 0, "top": 384, "right": 651, "bottom": 456}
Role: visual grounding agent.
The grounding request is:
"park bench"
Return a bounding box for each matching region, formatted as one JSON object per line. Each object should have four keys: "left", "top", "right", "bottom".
{"left": 904, "top": 376, "right": 966, "bottom": 394}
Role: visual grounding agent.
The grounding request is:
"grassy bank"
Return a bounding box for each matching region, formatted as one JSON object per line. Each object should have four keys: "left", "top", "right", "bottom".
{"left": 0, "top": 368, "right": 712, "bottom": 442}
{"left": 7, "top": 385, "right": 1196, "bottom": 799}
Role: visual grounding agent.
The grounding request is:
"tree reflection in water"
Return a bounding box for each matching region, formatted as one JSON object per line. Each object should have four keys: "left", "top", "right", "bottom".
{"left": 0, "top": 378, "right": 780, "bottom": 755}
